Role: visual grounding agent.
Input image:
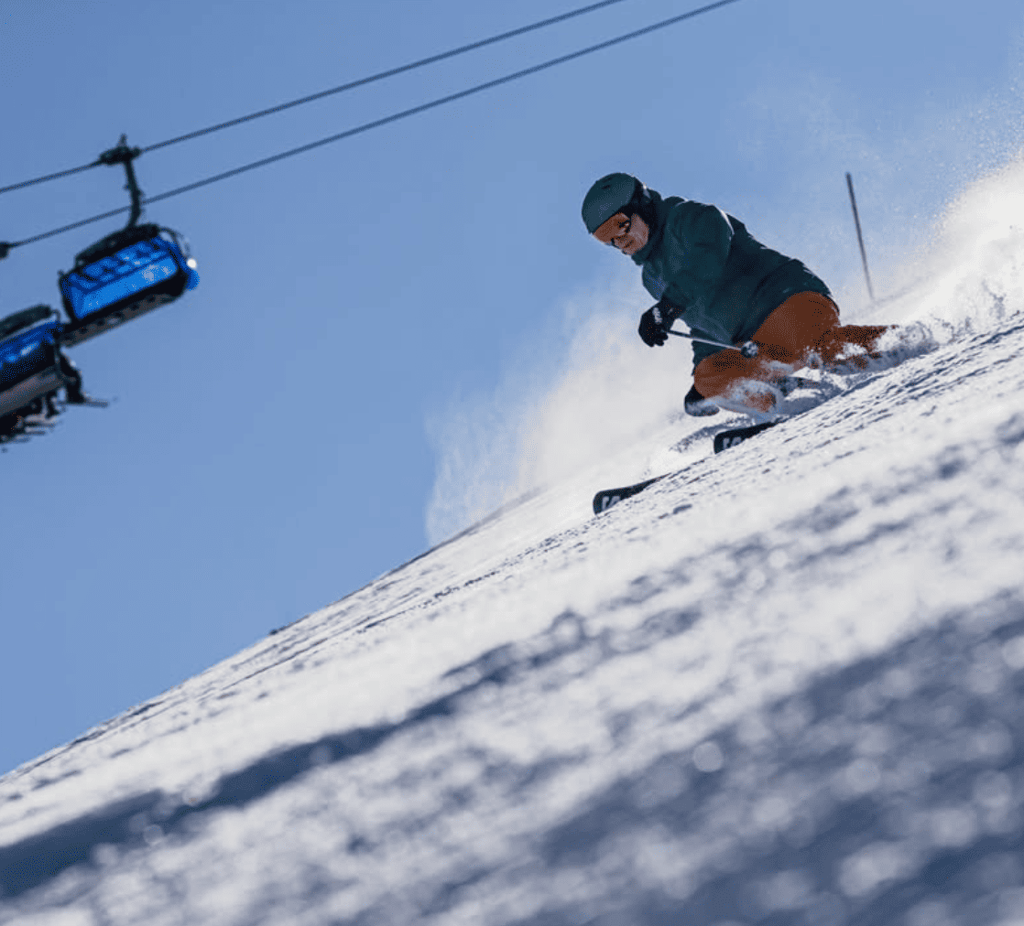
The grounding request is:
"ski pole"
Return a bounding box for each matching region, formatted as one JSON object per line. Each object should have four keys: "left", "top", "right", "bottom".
{"left": 667, "top": 327, "right": 759, "bottom": 358}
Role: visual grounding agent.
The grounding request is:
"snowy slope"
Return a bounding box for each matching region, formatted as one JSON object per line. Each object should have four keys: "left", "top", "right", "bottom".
{"left": 3, "top": 168, "right": 1024, "bottom": 925}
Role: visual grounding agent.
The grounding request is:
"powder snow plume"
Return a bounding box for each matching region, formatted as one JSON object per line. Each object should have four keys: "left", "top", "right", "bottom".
{"left": 879, "top": 153, "right": 1024, "bottom": 330}
{"left": 425, "top": 272, "right": 688, "bottom": 545}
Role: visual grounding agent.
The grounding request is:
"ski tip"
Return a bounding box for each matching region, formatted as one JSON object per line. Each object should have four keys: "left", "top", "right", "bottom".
{"left": 592, "top": 475, "right": 665, "bottom": 515}
{"left": 712, "top": 420, "right": 780, "bottom": 453}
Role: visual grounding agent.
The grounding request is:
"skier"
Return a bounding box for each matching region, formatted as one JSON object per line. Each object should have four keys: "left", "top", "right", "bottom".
{"left": 581, "top": 172, "right": 891, "bottom": 416}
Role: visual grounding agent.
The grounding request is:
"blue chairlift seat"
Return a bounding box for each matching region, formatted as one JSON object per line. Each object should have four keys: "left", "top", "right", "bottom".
{"left": 58, "top": 223, "right": 199, "bottom": 347}
{"left": 0, "top": 308, "right": 65, "bottom": 421}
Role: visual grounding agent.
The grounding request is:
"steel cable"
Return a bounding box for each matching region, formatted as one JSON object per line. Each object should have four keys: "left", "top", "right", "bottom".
{"left": 0, "top": 0, "right": 632, "bottom": 196}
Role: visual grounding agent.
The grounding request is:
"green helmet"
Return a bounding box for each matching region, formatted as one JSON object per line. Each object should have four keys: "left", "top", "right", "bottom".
{"left": 581, "top": 172, "right": 644, "bottom": 234}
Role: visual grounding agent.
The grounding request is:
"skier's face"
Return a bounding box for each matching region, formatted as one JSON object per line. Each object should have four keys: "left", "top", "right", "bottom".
{"left": 593, "top": 211, "right": 649, "bottom": 256}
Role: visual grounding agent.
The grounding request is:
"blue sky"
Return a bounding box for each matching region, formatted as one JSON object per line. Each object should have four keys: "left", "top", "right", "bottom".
{"left": 1, "top": 0, "right": 1022, "bottom": 775}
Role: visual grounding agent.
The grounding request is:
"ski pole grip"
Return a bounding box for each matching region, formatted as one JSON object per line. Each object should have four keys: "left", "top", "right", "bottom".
{"left": 739, "top": 341, "right": 759, "bottom": 359}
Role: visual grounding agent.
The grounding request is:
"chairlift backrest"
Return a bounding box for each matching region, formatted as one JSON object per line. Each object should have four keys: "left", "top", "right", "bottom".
{"left": 0, "top": 310, "right": 61, "bottom": 395}
{"left": 0, "top": 304, "right": 55, "bottom": 343}
{"left": 58, "top": 223, "right": 199, "bottom": 347}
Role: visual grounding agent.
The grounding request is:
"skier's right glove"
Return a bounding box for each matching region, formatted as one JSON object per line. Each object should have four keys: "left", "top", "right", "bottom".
{"left": 638, "top": 303, "right": 671, "bottom": 347}
{"left": 684, "top": 384, "right": 720, "bottom": 417}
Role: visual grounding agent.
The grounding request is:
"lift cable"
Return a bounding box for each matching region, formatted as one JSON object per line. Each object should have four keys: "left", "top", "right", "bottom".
{"left": 0, "top": 160, "right": 100, "bottom": 196}
{"left": 0, "top": 0, "right": 632, "bottom": 197}
{"left": 2, "top": 0, "right": 745, "bottom": 255}
{"left": 139, "top": 0, "right": 634, "bottom": 157}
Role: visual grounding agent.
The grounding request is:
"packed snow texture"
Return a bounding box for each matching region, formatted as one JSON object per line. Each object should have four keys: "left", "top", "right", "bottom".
{"left": 3, "top": 159, "right": 1024, "bottom": 925}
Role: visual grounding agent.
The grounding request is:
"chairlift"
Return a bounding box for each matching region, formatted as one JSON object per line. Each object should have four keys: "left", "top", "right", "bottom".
{"left": 59, "top": 222, "right": 199, "bottom": 346}
{"left": 0, "top": 305, "right": 84, "bottom": 447}
{"left": 0, "top": 135, "right": 198, "bottom": 447}
{"left": 57, "top": 136, "right": 199, "bottom": 347}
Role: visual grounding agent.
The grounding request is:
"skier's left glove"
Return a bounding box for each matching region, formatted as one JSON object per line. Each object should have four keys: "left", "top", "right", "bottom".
{"left": 638, "top": 302, "right": 672, "bottom": 347}
{"left": 684, "top": 384, "right": 719, "bottom": 417}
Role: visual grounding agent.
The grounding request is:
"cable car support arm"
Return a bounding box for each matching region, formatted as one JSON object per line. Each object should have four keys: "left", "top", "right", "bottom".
{"left": 98, "top": 135, "right": 144, "bottom": 229}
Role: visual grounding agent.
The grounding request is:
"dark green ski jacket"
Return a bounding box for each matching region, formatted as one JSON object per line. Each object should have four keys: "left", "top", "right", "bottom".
{"left": 631, "top": 190, "right": 832, "bottom": 369}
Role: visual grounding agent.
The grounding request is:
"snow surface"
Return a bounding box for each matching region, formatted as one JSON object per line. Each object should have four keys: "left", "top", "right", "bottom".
{"left": 3, "top": 162, "right": 1024, "bottom": 925}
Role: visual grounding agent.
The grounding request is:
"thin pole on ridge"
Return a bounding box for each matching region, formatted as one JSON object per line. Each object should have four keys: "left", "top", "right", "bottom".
{"left": 846, "top": 172, "right": 876, "bottom": 305}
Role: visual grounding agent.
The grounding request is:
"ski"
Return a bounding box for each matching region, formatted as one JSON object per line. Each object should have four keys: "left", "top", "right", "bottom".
{"left": 712, "top": 420, "right": 779, "bottom": 453}
{"left": 590, "top": 330, "right": 943, "bottom": 514}
{"left": 593, "top": 420, "right": 781, "bottom": 514}
{"left": 592, "top": 475, "right": 667, "bottom": 514}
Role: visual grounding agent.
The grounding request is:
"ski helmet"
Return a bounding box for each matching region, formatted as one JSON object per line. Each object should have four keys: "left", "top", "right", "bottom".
{"left": 581, "top": 172, "right": 648, "bottom": 234}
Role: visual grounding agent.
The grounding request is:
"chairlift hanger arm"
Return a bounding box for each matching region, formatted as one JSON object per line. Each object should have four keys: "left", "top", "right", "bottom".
{"left": 97, "top": 135, "right": 144, "bottom": 229}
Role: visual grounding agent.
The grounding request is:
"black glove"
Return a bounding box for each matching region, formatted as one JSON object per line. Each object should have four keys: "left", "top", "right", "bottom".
{"left": 638, "top": 303, "right": 671, "bottom": 347}
{"left": 684, "top": 384, "right": 719, "bottom": 417}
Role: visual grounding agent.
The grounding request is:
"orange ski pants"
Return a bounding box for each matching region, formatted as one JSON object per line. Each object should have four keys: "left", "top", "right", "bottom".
{"left": 693, "top": 291, "right": 890, "bottom": 412}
